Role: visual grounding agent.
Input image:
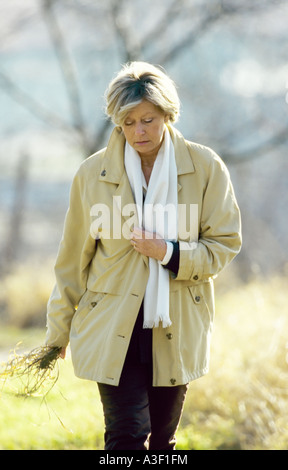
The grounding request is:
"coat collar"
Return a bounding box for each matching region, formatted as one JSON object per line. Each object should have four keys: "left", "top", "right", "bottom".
{"left": 169, "top": 125, "right": 195, "bottom": 176}
{"left": 98, "top": 125, "right": 195, "bottom": 186}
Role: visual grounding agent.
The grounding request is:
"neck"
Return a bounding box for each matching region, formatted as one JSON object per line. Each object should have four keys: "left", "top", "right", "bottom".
{"left": 141, "top": 161, "right": 153, "bottom": 185}
{"left": 140, "top": 154, "right": 157, "bottom": 168}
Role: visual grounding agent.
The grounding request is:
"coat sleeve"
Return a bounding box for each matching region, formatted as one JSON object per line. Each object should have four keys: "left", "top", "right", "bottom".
{"left": 176, "top": 152, "right": 242, "bottom": 282}
{"left": 45, "top": 166, "right": 96, "bottom": 347}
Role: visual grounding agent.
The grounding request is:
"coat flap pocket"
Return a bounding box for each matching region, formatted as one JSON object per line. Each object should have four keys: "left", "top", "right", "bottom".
{"left": 188, "top": 285, "right": 202, "bottom": 305}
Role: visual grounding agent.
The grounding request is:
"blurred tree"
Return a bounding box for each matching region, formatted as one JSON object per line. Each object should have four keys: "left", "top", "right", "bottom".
{"left": 1, "top": 153, "right": 30, "bottom": 273}
{"left": 0, "top": 0, "right": 287, "bottom": 159}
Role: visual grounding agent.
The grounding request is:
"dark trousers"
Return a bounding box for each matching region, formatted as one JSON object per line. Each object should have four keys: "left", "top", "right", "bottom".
{"left": 97, "top": 304, "right": 188, "bottom": 450}
{"left": 97, "top": 361, "right": 188, "bottom": 450}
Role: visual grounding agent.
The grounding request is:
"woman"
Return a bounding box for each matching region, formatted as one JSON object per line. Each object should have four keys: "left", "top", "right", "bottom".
{"left": 46, "top": 62, "right": 242, "bottom": 450}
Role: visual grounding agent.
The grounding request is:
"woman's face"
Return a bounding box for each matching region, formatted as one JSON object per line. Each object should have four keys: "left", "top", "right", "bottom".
{"left": 122, "top": 100, "right": 169, "bottom": 161}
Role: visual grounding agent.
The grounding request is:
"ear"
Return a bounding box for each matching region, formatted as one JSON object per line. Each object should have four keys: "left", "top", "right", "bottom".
{"left": 164, "top": 114, "right": 170, "bottom": 123}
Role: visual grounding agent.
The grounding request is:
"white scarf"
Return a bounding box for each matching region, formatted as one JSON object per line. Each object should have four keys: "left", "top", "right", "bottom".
{"left": 124, "top": 127, "right": 178, "bottom": 328}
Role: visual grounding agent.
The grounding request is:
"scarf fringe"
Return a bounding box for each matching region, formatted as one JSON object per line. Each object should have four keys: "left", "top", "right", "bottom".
{"left": 143, "top": 318, "right": 173, "bottom": 329}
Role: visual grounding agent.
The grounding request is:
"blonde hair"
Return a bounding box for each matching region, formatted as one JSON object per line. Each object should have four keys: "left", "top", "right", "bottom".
{"left": 105, "top": 61, "right": 180, "bottom": 126}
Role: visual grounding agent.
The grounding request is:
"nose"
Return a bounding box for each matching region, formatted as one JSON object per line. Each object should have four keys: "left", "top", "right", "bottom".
{"left": 135, "top": 122, "right": 145, "bottom": 136}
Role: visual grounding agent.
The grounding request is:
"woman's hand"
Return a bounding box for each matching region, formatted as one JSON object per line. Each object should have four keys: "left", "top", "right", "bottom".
{"left": 130, "top": 227, "right": 167, "bottom": 261}
{"left": 59, "top": 347, "right": 66, "bottom": 359}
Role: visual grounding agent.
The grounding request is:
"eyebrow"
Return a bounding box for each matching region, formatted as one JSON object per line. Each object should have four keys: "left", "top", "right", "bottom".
{"left": 125, "top": 112, "right": 155, "bottom": 120}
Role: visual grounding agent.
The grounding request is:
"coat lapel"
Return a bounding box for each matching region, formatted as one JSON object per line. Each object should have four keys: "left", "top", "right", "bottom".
{"left": 168, "top": 125, "right": 195, "bottom": 193}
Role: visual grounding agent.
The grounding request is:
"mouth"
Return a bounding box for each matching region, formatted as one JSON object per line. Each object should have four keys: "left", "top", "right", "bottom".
{"left": 135, "top": 141, "right": 149, "bottom": 145}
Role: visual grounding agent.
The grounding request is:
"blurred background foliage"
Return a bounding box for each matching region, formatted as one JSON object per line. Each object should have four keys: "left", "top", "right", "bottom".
{"left": 0, "top": 0, "right": 288, "bottom": 450}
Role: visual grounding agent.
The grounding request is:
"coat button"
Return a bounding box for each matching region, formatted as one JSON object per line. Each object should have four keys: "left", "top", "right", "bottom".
{"left": 195, "top": 295, "right": 201, "bottom": 303}
{"left": 166, "top": 333, "right": 173, "bottom": 340}
{"left": 170, "top": 378, "right": 176, "bottom": 385}
{"left": 101, "top": 169, "right": 106, "bottom": 176}
{"left": 91, "top": 301, "right": 97, "bottom": 308}
{"left": 193, "top": 275, "right": 199, "bottom": 280}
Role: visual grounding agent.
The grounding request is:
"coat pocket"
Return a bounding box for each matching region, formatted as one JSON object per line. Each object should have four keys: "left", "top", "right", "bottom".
{"left": 188, "top": 284, "right": 214, "bottom": 328}
{"left": 72, "top": 290, "right": 106, "bottom": 333}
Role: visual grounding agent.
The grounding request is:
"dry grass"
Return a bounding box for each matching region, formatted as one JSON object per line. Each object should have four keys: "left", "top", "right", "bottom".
{"left": 0, "top": 259, "right": 54, "bottom": 328}
{"left": 0, "top": 346, "right": 62, "bottom": 397}
{"left": 178, "top": 275, "right": 288, "bottom": 450}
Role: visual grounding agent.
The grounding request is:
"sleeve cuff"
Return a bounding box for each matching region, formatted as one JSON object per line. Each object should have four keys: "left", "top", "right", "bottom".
{"left": 160, "top": 241, "right": 174, "bottom": 265}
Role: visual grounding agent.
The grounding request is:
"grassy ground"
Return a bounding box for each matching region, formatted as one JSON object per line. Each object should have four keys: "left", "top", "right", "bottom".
{"left": 1, "top": 275, "right": 288, "bottom": 450}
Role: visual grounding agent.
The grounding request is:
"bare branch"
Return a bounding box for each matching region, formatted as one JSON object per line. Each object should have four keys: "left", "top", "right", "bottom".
{"left": 222, "top": 128, "right": 288, "bottom": 164}
{"left": 0, "top": 68, "right": 72, "bottom": 133}
{"left": 142, "top": 0, "right": 184, "bottom": 47}
{"left": 110, "top": 0, "right": 141, "bottom": 62}
{"left": 40, "top": 0, "right": 85, "bottom": 132}
{"left": 92, "top": 118, "right": 113, "bottom": 152}
{"left": 149, "top": 0, "right": 288, "bottom": 65}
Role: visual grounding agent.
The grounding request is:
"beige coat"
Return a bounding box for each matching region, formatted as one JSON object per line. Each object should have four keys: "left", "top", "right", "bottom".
{"left": 46, "top": 125, "right": 241, "bottom": 386}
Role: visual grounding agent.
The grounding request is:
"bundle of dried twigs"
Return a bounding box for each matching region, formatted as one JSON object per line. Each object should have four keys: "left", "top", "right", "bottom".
{"left": 0, "top": 345, "right": 62, "bottom": 397}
